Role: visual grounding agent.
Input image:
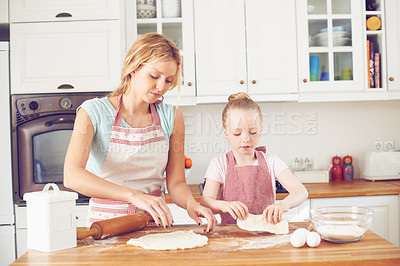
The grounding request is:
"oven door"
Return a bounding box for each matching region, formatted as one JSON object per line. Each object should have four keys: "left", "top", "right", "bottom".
{"left": 15, "top": 113, "right": 88, "bottom": 203}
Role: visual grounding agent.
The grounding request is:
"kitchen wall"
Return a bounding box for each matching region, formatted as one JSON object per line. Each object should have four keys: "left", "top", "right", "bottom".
{"left": 180, "top": 99, "right": 400, "bottom": 184}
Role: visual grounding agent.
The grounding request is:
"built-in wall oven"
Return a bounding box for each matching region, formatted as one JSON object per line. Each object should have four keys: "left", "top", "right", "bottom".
{"left": 11, "top": 92, "right": 108, "bottom": 205}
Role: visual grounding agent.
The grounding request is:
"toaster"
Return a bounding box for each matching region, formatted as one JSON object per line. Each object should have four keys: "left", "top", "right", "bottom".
{"left": 362, "top": 151, "right": 400, "bottom": 181}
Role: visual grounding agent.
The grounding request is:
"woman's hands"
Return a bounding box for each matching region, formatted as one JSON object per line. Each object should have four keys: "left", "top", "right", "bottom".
{"left": 129, "top": 191, "right": 173, "bottom": 228}
{"left": 186, "top": 201, "right": 217, "bottom": 233}
{"left": 219, "top": 201, "right": 249, "bottom": 221}
{"left": 262, "top": 202, "right": 289, "bottom": 224}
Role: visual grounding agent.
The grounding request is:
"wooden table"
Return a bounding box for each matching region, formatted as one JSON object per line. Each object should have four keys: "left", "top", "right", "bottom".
{"left": 11, "top": 223, "right": 400, "bottom": 265}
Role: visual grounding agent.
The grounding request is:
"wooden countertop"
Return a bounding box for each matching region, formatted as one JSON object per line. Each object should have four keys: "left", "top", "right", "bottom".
{"left": 167, "top": 180, "right": 400, "bottom": 203}
{"left": 11, "top": 223, "right": 400, "bottom": 265}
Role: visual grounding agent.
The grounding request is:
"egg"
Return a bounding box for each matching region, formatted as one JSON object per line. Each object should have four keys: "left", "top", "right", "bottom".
{"left": 290, "top": 231, "right": 307, "bottom": 248}
{"left": 293, "top": 228, "right": 310, "bottom": 238}
{"left": 306, "top": 231, "right": 321, "bottom": 247}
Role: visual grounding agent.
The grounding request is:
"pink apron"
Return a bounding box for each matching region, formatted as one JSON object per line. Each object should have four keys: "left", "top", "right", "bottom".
{"left": 220, "top": 147, "right": 275, "bottom": 224}
{"left": 87, "top": 94, "right": 168, "bottom": 225}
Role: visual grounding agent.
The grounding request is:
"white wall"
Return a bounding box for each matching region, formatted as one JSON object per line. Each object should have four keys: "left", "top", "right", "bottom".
{"left": 180, "top": 100, "right": 400, "bottom": 184}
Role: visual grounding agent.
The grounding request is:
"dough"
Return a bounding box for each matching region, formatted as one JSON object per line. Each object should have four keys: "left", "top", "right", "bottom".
{"left": 126, "top": 230, "right": 208, "bottom": 250}
{"left": 237, "top": 214, "right": 289, "bottom": 234}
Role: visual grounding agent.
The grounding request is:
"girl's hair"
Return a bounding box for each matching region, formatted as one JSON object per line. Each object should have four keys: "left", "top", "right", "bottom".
{"left": 222, "top": 92, "right": 262, "bottom": 128}
{"left": 111, "top": 33, "right": 182, "bottom": 97}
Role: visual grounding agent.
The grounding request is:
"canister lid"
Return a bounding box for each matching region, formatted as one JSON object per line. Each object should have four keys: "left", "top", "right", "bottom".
{"left": 23, "top": 183, "right": 78, "bottom": 203}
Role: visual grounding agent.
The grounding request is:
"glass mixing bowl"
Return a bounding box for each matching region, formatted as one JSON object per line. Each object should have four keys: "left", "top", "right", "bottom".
{"left": 310, "top": 206, "right": 374, "bottom": 243}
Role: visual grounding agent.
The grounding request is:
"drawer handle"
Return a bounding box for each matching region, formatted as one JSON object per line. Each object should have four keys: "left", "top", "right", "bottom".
{"left": 389, "top": 77, "right": 394, "bottom": 81}
{"left": 55, "top": 12, "right": 72, "bottom": 18}
{"left": 57, "top": 84, "right": 74, "bottom": 89}
{"left": 187, "top": 82, "right": 192, "bottom": 86}
{"left": 240, "top": 80, "right": 244, "bottom": 84}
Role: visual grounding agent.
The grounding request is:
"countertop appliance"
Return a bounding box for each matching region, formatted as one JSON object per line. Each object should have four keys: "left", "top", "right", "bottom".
{"left": 0, "top": 41, "right": 16, "bottom": 265}
{"left": 362, "top": 151, "right": 400, "bottom": 181}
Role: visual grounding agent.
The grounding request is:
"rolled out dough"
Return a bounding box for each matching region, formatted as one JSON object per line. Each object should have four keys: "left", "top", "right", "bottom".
{"left": 126, "top": 230, "right": 208, "bottom": 250}
{"left": 237, "top": 214, "right": 289, "bottom": 234}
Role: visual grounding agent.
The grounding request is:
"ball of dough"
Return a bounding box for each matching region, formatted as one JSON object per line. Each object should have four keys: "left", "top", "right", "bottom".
{"left": 306, "top": 231, "right": 321, "bottom": 248}
{"left": 290, "top": 232, "right": 306, "bottom": 248}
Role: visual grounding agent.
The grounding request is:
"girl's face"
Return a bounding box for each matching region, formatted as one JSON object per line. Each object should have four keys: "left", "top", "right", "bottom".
{"left": 129, "top": 60, "right": 178, "bottom": 103}
{"left": 224, "top": 109, "right": 262, "bottom": 157}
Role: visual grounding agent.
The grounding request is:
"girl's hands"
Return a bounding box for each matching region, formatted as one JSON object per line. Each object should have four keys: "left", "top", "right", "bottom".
{"left": 220, "top": 201, "right": 249, "bottom": 221}
{"left": 130, "top": 192, "right": 173, "bottom": 228}
{"left": 186, "top": 201, "right": 217, "bottom": 233}
{"left": 262, "top": 202, "right": 289, "bottom": 224}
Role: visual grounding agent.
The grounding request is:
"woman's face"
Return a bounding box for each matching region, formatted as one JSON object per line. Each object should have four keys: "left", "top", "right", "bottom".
{"left": 224, "top": 108, "right": 262, "bottom": 157}
{"left": 130, "top": 60, "right": 178, "bottom": 103}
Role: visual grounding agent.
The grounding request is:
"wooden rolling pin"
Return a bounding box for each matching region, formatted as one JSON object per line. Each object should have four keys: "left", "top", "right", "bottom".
{"left": 77, "top": 212, "right": 152, "bottom": 240}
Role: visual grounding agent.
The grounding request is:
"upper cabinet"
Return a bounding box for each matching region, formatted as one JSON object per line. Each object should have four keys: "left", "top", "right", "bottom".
{"left": 0, "top": 0, "right": 8, "bottom": 23}
{"left": 297, "top": 0, "right": 364, "bottom": 94}
{"left": 125, "top": 0, "right": 196, "bottom": 106}
{"left": 194, "top": 0, "right": 298, "bottom": 103}
{"left": 9, "top": 0, "right": 119, "bottom": 22}
{"left": 385, "top": 0, "right": 400, "bottom": 91}
{"left": 10, "top": 0, "right": 123, "bottom": 94}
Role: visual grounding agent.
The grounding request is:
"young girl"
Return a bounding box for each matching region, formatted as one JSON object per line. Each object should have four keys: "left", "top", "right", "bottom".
{"left": 200, "top": 92, "right": 308, "bottom": 224}
{"left": 64, "top": 33, "right": 216, "bottom": 232}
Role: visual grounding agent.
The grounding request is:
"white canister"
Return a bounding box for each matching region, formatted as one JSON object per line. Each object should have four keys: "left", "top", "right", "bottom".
{"left": 23, "top": 183, "right": 78, "bottom": 252}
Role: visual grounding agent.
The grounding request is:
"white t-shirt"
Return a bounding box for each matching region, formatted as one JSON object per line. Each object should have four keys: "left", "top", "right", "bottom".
{"left": 204, "top": 152, "right": 288, "bottom": 194}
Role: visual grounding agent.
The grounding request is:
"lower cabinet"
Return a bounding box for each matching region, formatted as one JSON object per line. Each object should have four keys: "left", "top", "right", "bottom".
{"left": 310, "top": 195, "right": 400, "bottom": 246}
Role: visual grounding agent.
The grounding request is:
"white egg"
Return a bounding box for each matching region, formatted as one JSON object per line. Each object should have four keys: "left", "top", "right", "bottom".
{"left": 306, "top": 231, "right": 321, "bottom": 247}
{"left": 290, "top": 232, "right": 306, "bottom": 248}
{"left": 293, "top": 228, "right": 310, "bottom": 238}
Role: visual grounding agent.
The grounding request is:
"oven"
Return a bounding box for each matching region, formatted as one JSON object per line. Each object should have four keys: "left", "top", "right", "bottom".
{"left": 11, "top": 92, "right": 108, "bottom": 205}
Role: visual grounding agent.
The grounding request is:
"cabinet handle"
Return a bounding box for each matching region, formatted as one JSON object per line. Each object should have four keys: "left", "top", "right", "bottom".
{"left": 57, "top": 84, "right": 75, "bottom": 90}
{"left": 187, "top": 82, "right": 192, "bottom": 86}
{"left": 55, "top": 12, "right": 72, "bottom": 18}
{"left": 240, "top": 80, "right": 244, "bottom": 84}
{"left": 303, "top": 78, "right": 308, "bottom": 83}
{"left": 389, "top": 77, "right": 394, "bottom": 81}
{"left": 252, "top": 80, "right": 256, "bottom": 84}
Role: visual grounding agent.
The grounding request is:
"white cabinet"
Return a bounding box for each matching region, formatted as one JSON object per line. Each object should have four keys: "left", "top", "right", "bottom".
{"left": 385, "top": 0, "right": 400, "bottom": 91}
{"left": 10, "top": 21, "right": 121, "bottom": 94}
{"left": 194, "top": 0, "right": 298, "bottom": 103}
{"left": 311, "top": 195, "right": 399, "bottom": 246}
{"left": 10, "top": 0, "right": 119, "bottom": 22}
{"left": 0, "top": 0, "right": 8, "bottom": 23}
{"left": 125, "top": 0, "right": 196, "bottom": 106}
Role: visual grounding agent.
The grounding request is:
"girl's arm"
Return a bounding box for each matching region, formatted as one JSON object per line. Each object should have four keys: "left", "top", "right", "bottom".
{"left": 64, "top": 108, "right": 173, "bottom": 228}
{"left": 200, "top": 179, "right": 248, "bottom": 220}
{"left": 263, "top": 168, "right": 308, "bottom": 223}
{"left": 165, "top": 107, "right": 217, "bottom": 232}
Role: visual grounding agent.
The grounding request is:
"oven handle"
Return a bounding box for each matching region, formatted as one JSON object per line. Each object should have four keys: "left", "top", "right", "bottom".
{"left": 45, "top": 117, "right": 75, "bottom": 127}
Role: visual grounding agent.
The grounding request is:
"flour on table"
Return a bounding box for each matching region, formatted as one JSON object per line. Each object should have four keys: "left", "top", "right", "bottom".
{"left": 126, "top": 230, "right": 208, "bottom": 250}
{"left": 237, "top": 214, "right": 289, "bottom": 234}
{"left": 316, "top": 225, "right": 367, "bottom": 241}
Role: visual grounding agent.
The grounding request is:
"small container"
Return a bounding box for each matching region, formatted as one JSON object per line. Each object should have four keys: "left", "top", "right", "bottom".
{"left": 23, "top": 183, "right": 78, "bottom": 252}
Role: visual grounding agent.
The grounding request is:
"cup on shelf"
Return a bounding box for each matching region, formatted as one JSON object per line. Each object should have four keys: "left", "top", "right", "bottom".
{"left": 320, "top": 72, "right": 329, "bottom": 81}
{"left": 310, "top": 55, "right": 320, "bottom": 81}
{"left": 341, "top": 68, "right": 353, "bottom": 80}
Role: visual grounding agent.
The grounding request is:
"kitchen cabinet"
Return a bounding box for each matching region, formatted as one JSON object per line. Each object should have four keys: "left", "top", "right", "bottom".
{"left": 194, "top": 0, "right": 298, "bottom": 103}
{"left": 10, "top": 1, "right": 123, "bottom": 94}
{"left": 9, "top": 0, "right": 119, "bottom": 22}
{"left": 385, "top": 0, "right": 400, "bottom": 91}
{"left": 0, "top": 0, "right": 8, "bottom": 23}
{"left": 125, "top": 0, "right": 196, "bottom": 106}
{"left": 310, "top": 194, "right": 399, "bottom": 246}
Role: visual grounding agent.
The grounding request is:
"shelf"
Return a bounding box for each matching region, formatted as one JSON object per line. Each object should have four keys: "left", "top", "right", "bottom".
{"left": 136, "top": 18, "right": 182, "bottom": 24}
{"left": 366, "top": 30, "right": 383, "bottom": 35}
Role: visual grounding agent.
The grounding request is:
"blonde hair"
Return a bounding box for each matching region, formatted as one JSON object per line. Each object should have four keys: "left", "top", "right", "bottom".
{"left": 111, "top": 33, "right": 182, "bottom": 97}
{"left": 222, "top": 92, "right": 262, "bottom": 128}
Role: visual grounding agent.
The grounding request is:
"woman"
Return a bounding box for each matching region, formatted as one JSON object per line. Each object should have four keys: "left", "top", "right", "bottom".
{"left": 64, "top": 33, "right": 217, "bottom": 232}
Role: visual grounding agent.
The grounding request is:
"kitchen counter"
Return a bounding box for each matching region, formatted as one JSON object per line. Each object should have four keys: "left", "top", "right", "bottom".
{"left": 11, "top": 223, "right": 400, "bottom": 265}
{"left": 167, "top": 180, "right": 400, "bottom": 203}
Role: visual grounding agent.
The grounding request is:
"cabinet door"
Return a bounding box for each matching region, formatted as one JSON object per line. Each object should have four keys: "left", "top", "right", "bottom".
{"left": 11, "top": 21, "right": 121, "bottom": 94}
{"left": 10, "top": 0, "right": 120, "bottom": 22}
{"left": 0, "top": 0, "right": 8, "bottom": 23}
{"left": 386, "top": 0, "right": 400, "bottom": 91}
{"left": 297, "top": 0, "right": 364, "bottom": 93}
{"left": 311, "top": 195, "right": 399, "bottom": 246}
{"left": 246, "top": 0, "right": 298, "bottom": 95}
{"left": 194, "top": 0, "right": 247, "bottom": 99}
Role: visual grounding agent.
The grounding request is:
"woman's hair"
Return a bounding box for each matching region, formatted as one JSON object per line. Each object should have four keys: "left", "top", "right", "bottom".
{"left": 111, "top": 33, "right": 182, "bottom": 96}
{"left": 222, "top": 92, "right": 262, "bottom": 128}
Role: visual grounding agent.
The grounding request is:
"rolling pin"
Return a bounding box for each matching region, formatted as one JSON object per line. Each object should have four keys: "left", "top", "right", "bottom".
{"left": 77, "top": 212, "right": 152, "bottom": 240}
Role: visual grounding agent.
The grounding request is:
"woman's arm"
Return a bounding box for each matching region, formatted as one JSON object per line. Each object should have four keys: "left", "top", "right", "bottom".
{"left": 64, "top": 108, "right": 173, "bottom": 227}
{"left": 200, "top": 179, "right": 248, "bottom": 220}
{"left": 166, "top": 107, "right": 217, "bottom": 232}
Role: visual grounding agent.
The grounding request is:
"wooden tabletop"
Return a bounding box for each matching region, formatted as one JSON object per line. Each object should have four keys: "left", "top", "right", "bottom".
{"left": 168, "top": 180, "right": 400, "bottom": 203}
{"left": 11, "top": 223, "right": 400, "bottom": 265}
